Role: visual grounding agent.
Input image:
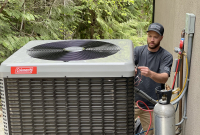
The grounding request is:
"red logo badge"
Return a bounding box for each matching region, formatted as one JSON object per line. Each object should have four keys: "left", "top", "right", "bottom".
{"left": 11, "top": 67, "right": 37, "bottom": 74}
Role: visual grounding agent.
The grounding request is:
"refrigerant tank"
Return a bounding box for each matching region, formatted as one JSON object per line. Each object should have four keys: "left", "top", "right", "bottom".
{"left": 153, "top": 89, "right": 175, "bottom": 135}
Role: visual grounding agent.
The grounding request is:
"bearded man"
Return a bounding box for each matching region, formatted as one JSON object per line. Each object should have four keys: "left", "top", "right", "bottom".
{"left": 134, "top": 23, "right": 173, "bottom": 135}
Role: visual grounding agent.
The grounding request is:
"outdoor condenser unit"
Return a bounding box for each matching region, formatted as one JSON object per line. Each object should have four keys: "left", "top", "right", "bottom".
{"left": 0, "top": 39, "right": 135, "bottom": 135}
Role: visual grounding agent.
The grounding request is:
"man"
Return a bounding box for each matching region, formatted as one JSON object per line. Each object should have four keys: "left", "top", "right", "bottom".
{"left": 134, "top": 23, "right": 173, "bottom": 134}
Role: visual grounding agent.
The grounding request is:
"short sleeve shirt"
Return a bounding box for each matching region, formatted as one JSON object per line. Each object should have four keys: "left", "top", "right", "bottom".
{"left": 134, "top": 45, "right": 173, "bottom": 108}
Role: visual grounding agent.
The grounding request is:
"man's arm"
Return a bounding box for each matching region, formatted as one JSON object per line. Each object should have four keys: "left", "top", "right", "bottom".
{"left": 138, "top": 66, "right": 168, "bottom": 84}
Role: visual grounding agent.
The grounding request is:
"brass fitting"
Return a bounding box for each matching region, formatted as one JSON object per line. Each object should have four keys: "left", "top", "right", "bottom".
{"left": 172, "top": 87, "right": 180, "bottom": 94}
{"left": 182, "top": 51, "right": 187, "bottom": 56}
{"left": 178, "top": 54, "right": 182, "bottom": 59}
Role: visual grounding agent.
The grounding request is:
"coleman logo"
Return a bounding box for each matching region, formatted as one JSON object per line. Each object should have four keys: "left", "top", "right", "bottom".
{"left": 11, "top": 67, "right": 37, "bottom": 74}
{"left": 16, "top": 68, "right": 33, "bottom": 73}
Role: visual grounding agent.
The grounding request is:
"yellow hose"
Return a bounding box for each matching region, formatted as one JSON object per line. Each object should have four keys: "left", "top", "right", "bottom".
{"left": 171, "top": 56, "right": 188, "bottom": 102}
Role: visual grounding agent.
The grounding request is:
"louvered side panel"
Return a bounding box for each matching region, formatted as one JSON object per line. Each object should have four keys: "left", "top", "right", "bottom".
{"left": 4, "top": 77, "right": 134, "bottom": 135}
{"left": 1, "top": 78, "right": 9, "bottom": 135}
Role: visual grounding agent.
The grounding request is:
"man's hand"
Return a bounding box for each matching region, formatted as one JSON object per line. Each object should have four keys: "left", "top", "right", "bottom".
{"left": 138, "top": 66, "right": 168, "bottom": 84}
{"left": 137, "top": 66, "right": 152, "bottom": 78}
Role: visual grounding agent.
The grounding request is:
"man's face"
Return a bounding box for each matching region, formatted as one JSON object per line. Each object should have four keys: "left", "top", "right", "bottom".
{"left": 147, "top": 31, "right": 163, "bottom": 50}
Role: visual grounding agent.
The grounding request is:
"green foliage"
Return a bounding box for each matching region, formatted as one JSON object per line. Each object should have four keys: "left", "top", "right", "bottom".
{"left": 72, "top": 0, "right": 152, "bottom": 45}
{"left": 0, "top": 0, "right": 153, "bottom": 63}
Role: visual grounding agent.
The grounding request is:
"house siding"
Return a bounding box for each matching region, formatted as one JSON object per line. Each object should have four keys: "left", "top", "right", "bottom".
{"left": 155, "top": 0, "right": 200, "bottom": 135}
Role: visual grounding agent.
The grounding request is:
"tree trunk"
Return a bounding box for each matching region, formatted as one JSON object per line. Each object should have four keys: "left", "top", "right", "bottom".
{"left": 20, "top": 1, "right": 26, "bottom": 34}
{"left": 48, "top": 0, "right": 57, "bottom": 19}
{"left": 0, "top": 0, "right": 8, "bottom": 13}
{"left": 63, "top": 0, "right": 66, "bottom": 40}
{"left": 89, "top": 10, "right": 96, "bottom": 39}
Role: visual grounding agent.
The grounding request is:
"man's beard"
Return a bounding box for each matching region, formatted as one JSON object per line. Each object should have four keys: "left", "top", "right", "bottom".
{"left": 147, "top": 41, "right": 160, "bottom": 49}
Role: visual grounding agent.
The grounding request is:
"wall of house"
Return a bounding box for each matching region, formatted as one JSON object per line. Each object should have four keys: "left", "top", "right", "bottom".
{"left": 154, "top": 0, "right": 200, "bottom": 134}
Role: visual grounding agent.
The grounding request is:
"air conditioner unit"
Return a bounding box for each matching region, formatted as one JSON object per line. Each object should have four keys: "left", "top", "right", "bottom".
{"left": 0, "top": 39, "right": 135, "bottom": 135}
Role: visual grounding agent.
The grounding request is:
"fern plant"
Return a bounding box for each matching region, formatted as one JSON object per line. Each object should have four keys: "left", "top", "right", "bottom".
{"left": 0, "top": 0, "right": 153, "bottom": 63}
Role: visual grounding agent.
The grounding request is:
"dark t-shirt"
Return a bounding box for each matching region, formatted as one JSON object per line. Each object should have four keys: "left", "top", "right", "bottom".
{"left": 134, "top": 45, "right": 173, "bottom": 108}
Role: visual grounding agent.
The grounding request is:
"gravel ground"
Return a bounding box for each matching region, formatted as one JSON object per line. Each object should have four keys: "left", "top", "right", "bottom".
{"left": 0, "top": 110, "right": 4, "bottom": 135}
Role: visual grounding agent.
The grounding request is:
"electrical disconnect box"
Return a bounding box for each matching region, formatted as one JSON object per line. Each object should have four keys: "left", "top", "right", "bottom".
{"left": 185, "top": 13, "right": 195, "bottom": 34}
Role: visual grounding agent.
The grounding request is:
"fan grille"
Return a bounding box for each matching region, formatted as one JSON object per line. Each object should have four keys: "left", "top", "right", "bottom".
{"left": 27, "top": 40, "right": 121, "bottom": 61}
{"left": 2, "top": 77, "right": 134, "bottom": 135}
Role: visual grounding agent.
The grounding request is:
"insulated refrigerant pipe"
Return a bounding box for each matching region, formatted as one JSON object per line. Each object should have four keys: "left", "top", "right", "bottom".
{"left": 178, "top": 29, "right": 185, "bottom": 131}
{"left": 172, "top": 33, "right": 194, "bottom": 127}
{"left": 178, "top": 54, "right": 183, "bottom": 129}
{"left": 134, "top": 87, "right": 158, "bottom": 105}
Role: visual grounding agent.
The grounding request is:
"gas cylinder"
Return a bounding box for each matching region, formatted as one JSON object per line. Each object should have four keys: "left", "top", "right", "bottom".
{"left": 153, "top": 89, "right": 175, "bottom": 135}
